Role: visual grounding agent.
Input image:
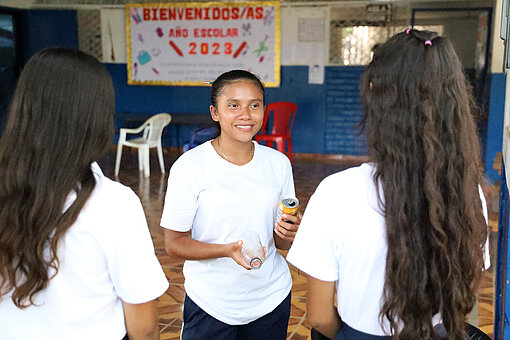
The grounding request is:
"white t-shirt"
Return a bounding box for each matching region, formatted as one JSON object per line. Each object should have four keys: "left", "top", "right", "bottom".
{"left": 0, "top": 163, "right": 169, "bottom": 340}
{"left": 160, "top": 140, "right": 294, "bottom": 325}
{"left": 287, "top": 162, "right": 490, "bottom": 336}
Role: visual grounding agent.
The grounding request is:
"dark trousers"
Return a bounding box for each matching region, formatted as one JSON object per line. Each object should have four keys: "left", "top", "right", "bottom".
{"left": 315, "top": 322, "right": 490, "bottom": 340}
{"left": 182, "top": 292, "right": 291, "bottom": 340}
{"left": 311, "top": 323, "right": 392, "bottom": 340}
{"left": 334, "top": 323, "right": 392, "bottom": 340}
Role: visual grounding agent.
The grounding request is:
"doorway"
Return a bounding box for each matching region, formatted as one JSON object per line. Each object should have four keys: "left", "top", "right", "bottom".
{"left": 0, "top": 9, "right": 22, "bottom": 134}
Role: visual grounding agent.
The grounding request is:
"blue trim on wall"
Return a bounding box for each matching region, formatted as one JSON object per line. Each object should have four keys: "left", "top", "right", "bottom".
{"left": 496, "top": 162, "right": 510, "bottom": 339}
{"left": 324, "top": 67, "right": 365, "bottom": 156}
{"left": 486, "top": 73, "right": 506, "bottom": 182}
{"left": 267, "top": 66, "right": 328, "bottom": 154}
{"left": 106, "top": 63, "right": 347, "bottom": 154}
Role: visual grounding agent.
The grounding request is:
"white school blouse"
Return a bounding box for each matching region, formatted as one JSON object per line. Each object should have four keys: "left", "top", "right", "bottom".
{"left": 0, "top": 163, "right": 169, "bottom": 340}
{"left": 287, "top": 162, "right": 490, "bottom": 336}
{"left": 161, "top": 141, "right": 294, "bottom": 325}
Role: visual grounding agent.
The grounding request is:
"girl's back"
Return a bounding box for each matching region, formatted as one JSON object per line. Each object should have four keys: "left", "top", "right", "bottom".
{"left": 288, "top": 29, "right": 489, "bottom": 340}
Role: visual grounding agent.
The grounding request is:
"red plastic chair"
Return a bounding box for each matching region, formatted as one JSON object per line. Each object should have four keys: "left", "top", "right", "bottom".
{"left": 255, "top": 102, "right": 297, "bottom": 162}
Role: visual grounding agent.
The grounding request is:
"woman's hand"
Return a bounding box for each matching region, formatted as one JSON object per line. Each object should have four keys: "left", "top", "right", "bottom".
{"left": 229, "top": 241, "right": 268, "bottom": 270}
{"left": 229, "top": 240, "right": 252, "bottom": 270}
{"left": 274, "top": 211, "right": 302, "bottom": 250}
{"left": 274, "top": 211, "right": 302, "bottom": 242}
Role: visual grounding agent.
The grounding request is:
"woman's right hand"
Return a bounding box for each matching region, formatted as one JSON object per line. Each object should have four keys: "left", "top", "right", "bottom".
{"left": 229, "top": 240, "right": 252, "bottom": 270}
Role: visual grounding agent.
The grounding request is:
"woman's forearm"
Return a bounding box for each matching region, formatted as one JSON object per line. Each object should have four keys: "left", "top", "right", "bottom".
{"left": 122, "top": 300, "right": 160, "bottom": 340}
{"left": 309, "top": 309, "right": 341, "bottom": 339}
{"left": 164, "top": 229, "right": 250, "bottom": 269}
{"left": 306, "top": 276, "right": 341, "bottom": 339}
{"left": 274, "top": 232, "right": 292, "bottom": 250}
{"left": 164, "top": 229, "right": 231, "bottom": 260}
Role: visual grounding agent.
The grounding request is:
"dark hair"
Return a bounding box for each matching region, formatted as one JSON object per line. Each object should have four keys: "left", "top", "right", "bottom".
{"left": 360, "top": 30, "right": 487, "bottom": 340}
{"left": 211, "top": 69, "right": 264, "bottom": 107}
{"left": 0, "top": 48, "right": 115, "bottom": 307}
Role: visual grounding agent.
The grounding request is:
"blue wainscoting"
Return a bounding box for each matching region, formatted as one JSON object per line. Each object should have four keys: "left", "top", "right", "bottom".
{"left": 495, "top": 162, "right": 510, "bottom": 340}
{"left": 486, "top": 73, "right": 507, "bottom": 182}
{"left": 106, "top": 63, "right": 365, "bottom": 154}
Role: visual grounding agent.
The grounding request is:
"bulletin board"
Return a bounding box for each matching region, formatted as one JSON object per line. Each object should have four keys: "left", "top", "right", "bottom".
{"left": 126, "top": 2, "right": 280, "bottom": 86}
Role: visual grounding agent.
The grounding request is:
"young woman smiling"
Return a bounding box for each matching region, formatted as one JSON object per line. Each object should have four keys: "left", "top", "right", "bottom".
{"left": 161, "top": 70, "right": 301, "bottom": 340}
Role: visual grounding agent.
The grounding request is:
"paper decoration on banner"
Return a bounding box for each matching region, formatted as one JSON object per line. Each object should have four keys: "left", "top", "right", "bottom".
{"left": 126, "top": 2, "right": 281, "bottom": 87}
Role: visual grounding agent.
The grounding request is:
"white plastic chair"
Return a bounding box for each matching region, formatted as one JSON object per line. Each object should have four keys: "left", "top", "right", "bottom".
{"left": 115, "top": 113, "right": 172, "bottom": 178}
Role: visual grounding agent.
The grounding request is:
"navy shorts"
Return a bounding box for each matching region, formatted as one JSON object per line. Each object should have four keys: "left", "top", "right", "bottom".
{"left": 181, "top": 292, "right": 291, "bottom": 340}
{"left": 334, "top": 323, "right": 392, "bottom": 340}
{"left": 331, "top": 322, "right": 472, "bottom": 340}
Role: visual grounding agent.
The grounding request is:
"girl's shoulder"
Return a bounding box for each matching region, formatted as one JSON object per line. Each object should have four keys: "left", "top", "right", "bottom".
{"left": 79, "top": 164, "right": 142, "bottom": 223}
{"left": 317, "top": 162, "right": 375, "bottom": 193}
{"left": 172, "top": 140, "right": 214, "bottom": 167}
{"left": 183, "top": 140, "right": 214, "bottom": 157}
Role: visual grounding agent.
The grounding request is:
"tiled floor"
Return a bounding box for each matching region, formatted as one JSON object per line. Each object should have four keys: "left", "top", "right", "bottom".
{"left": 101, "top": 147, "right": 496, "bottom": 339}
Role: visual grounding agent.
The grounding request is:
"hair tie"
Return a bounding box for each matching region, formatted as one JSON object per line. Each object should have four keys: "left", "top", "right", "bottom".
{"left": 405, "top": 28, "right": 411, "bottom": 34}
{"left": 424, "top": 40, "right": 432, "bottom": 45}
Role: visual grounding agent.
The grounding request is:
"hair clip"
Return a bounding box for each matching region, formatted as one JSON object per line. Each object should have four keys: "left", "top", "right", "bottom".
{"left": 424, "top": 40, "right": 432, "bottom": 45}
{"left": 405, "top": 28, "right": 411, "bottom": 34}
{"left": 203, "top": 81, "right": 213, "bottom": 85}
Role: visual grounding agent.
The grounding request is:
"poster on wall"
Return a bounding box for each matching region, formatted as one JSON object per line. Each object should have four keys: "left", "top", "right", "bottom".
{"left": 126, "top": 1, "right": 280, "bottom": 87}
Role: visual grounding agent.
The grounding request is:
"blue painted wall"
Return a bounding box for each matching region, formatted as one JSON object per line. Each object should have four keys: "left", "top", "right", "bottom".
{"left": 486, "top": 73, "right": 507, "bottom": 182}
{"left": 21, "top": 10, "right": 78, "bottom": 62}
{"left": 324, "top": 67, "right": 365, "bottom": 156}
{"left": 106, "top": 63, "right": 334, "bottom": 153}
{"left": 17, "top": 9, "right": 363, "bottom": 155}
{"left": 495, "top": 162, "right": 510, "bottom": 340}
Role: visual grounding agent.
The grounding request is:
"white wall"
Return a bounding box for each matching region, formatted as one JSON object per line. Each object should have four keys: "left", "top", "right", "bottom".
{"left": 281, "top": 5, "right": 329, "bottom": 66}
{"left": 492, "top": 0, "right": 505, "bottom": 73}
{"left": 1, "top": 0, "right": 36, "bottom": 9}
{"left": 101, "top": 8, "right": 126, "bottom": 63}
{"left": 497, "top": 0, "right": 510, "bottom": 181}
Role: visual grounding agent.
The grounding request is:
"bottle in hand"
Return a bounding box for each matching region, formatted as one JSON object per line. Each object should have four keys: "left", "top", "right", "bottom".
{"left": 240, "top": 230, "right": 265, "bottom": 270}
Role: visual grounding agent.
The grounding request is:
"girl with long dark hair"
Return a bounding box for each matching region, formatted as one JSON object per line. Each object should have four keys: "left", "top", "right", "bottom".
{"left": 287, "top": 29, "right": 489, "bottom": 340}
{"left": 0, "top": 48, "right": 168, "bottom": 339}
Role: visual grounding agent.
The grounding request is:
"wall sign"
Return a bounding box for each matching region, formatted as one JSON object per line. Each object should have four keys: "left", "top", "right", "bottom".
{"left": 366, "top": 4, "right": 392, "bottom": 24}
{"left": 126, "top": 1, "right": 280, "bottom": 86}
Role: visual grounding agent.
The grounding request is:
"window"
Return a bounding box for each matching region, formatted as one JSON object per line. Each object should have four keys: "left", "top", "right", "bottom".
{"left": 330, "top": 23, "right": 444, "bottom": 65}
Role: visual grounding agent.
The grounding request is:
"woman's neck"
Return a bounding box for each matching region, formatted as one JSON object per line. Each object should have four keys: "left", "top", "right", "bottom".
{"left": 214, "top": 136, "right": 254, "bottom": 166}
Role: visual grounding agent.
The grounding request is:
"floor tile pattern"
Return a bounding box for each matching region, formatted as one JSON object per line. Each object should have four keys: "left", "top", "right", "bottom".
{"left": 101, "top": 148, "right": 495, "bottom": 339}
